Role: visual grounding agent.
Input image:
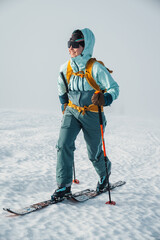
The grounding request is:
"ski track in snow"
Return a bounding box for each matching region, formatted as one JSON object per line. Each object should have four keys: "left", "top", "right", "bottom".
{"left": 0, "top": 109, "right": 160, "bottom": 240}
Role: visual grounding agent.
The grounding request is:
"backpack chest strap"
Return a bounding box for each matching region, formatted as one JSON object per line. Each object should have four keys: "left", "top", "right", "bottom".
{"left": 72, "top": 71, "right": 85, "bottom": 78}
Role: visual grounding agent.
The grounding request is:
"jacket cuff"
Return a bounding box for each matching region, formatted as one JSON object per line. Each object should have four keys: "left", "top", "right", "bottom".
{"left": 104, "top": 93, "right": 113, "bottom": 106}
{"left": 59, "top": 93, "right": 69, "bottom": 104}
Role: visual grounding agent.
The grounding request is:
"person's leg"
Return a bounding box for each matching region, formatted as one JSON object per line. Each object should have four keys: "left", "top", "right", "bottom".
{"left": 81, "top": 112, "right": 111, "bottom": 178}
{"left": 56, "top": 108, "right": 81, "bottom": 187}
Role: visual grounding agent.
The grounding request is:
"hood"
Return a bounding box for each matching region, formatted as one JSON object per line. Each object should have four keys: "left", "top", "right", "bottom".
{"left": 81, "top": 28, "right": 95, "bottom": 58}
{"left": 70, "top": 28, "right": 95, "bottom": 71}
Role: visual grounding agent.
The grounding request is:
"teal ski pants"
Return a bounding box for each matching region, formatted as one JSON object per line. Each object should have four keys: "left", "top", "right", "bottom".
{"left": 56, "top": 107, "right": 111, "bottom": 187}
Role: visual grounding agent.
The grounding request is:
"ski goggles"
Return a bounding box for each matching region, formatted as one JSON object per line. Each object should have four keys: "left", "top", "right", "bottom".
{"left": 68, "top": 39, "right": 84, "bottom": 48}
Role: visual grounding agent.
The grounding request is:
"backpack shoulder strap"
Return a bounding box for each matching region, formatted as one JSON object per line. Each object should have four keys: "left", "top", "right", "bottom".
{"left": 66, "top": 60, "right": 73, "bottom": 84}
{"left": 85, "top": 58, "right": 113, "bottom": 92}
{"left": 85, "top": 58, "right": 101, "bottom": 92}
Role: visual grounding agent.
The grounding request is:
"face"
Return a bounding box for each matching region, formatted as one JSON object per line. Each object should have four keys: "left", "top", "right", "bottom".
{"left": 69, "top": 45, "right": 84, "bottom": 58}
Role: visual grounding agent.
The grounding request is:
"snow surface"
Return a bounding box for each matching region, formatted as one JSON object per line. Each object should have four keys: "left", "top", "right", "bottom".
{"left": 0, "top": 109, "right": 160, "bottom": 240}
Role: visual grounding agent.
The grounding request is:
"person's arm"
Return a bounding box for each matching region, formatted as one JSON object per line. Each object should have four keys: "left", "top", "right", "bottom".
{"left": 57, "top": 66, "right": 69, "bottom": 113}
{"left": 91, "top": 62, "right": 119, "bottom": 106}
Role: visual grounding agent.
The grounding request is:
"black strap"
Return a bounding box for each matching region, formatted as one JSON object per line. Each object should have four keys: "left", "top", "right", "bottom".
{"left": 60, "top": 72, "right": 69, "bottom": 93}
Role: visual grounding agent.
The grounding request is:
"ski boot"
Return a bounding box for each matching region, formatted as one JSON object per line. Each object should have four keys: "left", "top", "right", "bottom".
{"left": 51, "top": 186, "right": 71, "bottom": 201}
{"left": 96, "top": 176, "right": 108, "bottom": 192}
{"left": 96, "top": 157, "right": 111, "bottom": 192}
{"left": 96, "top": 170, "right": 111, "bottom": 193}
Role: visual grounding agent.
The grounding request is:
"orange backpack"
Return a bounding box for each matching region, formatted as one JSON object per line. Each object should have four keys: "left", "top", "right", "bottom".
{"left": 65, "top": 58, "right": 113, "bottom": 115}
{"left": 66, "top": 58, "right": 112, "bottom": 92}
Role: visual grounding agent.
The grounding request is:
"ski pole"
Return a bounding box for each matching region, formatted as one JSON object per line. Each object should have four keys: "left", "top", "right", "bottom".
{"left": 60, "top": 71, "right": 79, "bottom": 184}
{"left": 95, "top": 91, "right": 116, "bottom": 205}
{"left": 72, "top": 161, "right": 80, "bottom": 184}
{"left": 60, "top": 72, "right": 69, "bottom": 93}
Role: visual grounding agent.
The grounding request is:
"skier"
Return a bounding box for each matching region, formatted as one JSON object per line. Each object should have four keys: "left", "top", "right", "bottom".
{"left": 51, "top": 28, "right": 119, "bottom": 200}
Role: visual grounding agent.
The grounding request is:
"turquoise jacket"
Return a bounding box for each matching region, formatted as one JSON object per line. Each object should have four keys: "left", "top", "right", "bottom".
{"left": 58, "top": 28, "right": 119, "bottom": 109}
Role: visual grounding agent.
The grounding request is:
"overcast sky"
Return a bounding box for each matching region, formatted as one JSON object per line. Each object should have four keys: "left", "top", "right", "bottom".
{"left": 0, "top": 0, "right": 160, "bottom": 118}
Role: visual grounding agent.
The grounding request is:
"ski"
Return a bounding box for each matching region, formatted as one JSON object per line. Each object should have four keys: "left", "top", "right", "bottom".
{"left": 3, "top": 181, "right": 126, "bottom": 216}
{"left": 3, "top": 199, "right": 61, "bottom": 216}
{"left": 71, "top": 180, "right": 126, "bottom": 202}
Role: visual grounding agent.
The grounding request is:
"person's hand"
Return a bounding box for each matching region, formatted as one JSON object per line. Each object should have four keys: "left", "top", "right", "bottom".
{"left": 91, "top": 92, "right": 105, "bottom": 106}
{"left": 62, "top": 103, "right": 68, "bottom": 114}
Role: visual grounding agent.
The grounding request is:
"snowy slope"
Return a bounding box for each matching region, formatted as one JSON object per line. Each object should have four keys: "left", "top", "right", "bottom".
{"left": 0, "top": 109, "right": 160, "bottom": 240}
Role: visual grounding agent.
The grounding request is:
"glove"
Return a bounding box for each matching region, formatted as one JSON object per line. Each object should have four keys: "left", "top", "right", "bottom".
{"left": 59, "top": 93, "right": 69, "bottom": 114}
{"left": 92, "top": 92, "right": 113, "bottom": 106}
{"left": 62, "top": 103, "right": 68, "bottom": 114}
{"left": 91, "top": 92, "right": 105, "bottom": 106}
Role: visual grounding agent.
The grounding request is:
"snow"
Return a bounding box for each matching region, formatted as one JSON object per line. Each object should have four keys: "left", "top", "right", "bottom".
{"left": 0, "top": 109, "right": 160, "bottom": 240}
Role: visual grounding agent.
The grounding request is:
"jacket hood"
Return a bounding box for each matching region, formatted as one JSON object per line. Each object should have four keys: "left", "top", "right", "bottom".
{"left": 69, "top": 28, "right": 95, "bottom": 71}
{"left": 81, "top": 28, "right": 95, "bottom": 58}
